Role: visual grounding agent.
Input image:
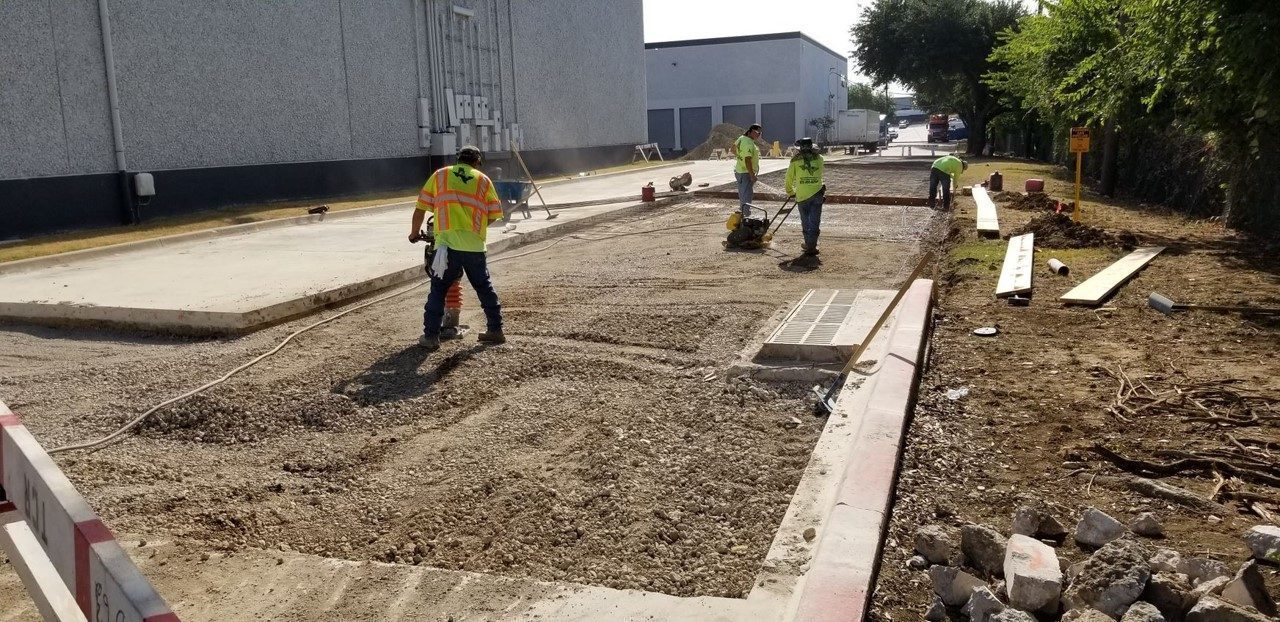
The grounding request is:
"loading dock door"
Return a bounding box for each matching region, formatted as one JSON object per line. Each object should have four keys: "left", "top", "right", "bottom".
{"left": 647, "top": 109, "right": 676, "bottom": 150}
{"left": 761, "top": 102, "right": 796, "bottom": 147}
{"left": 722, "top": 104, "right": 755, "bottom": 130}
{"left": 679, "top": 106, "right": 712, "bottom": 151}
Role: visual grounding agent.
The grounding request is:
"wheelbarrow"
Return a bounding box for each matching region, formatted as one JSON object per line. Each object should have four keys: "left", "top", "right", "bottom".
{"left": 493, "top": 179, "right": 535, "bottom": 220}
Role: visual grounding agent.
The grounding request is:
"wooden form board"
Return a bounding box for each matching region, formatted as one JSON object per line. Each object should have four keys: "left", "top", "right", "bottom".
{"left": 996, "top": 233, "right": 1034, "bottom": 298}
{"left": 0, "top": 399, "right": 178, "bottom": 621}
{"left": 1, "top": 505, "right": 85, "bottom": 621}
{"left": 1060, "top": 246, "right": 1165, "bottom": 305}
{"left": 972, "top": 185, "right": 1000, "bottom": 237}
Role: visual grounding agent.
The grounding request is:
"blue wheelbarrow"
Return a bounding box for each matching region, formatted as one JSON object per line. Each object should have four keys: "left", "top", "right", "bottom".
{"left": 493, "top": 179, "right": 535, "bottom": 219}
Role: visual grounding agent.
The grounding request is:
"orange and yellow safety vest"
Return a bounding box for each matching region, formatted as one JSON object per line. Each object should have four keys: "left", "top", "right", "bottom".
{"left": 415, "top": 163, "right": 503, "bottom": 252}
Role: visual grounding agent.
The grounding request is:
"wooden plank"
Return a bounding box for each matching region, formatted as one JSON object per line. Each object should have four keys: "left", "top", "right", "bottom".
{"left": 1060, "top": 246, "right": 1165, "bottom": 305}
{"left": 995, "top": 233, "right": 1034, "bottom": 298}
{"left": 972, "top": 185, "right": 1000, "bottom": 237}
{"left": 0, "top": 507, "right": 87, "bottom": 621}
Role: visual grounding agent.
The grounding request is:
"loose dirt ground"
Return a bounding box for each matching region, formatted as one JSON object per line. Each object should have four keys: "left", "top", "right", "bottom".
{"left": 0, "top": 190, "right": 938, "bottom": 618}
{"left": 869, "top": 160, "right": 1280, "bottom": 619}
{"left": 718, "top": 159, "right": 934, "bottom": 199}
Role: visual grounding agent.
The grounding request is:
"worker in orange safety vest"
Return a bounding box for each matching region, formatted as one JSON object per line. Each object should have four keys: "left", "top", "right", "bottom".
{"left": 409, "top": 145, "right": 507, "bottom": 351}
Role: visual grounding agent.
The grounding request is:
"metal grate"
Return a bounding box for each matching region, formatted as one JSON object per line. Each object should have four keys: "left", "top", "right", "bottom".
{"left": 758, "top": 288, "right": 896, "bottom": 363}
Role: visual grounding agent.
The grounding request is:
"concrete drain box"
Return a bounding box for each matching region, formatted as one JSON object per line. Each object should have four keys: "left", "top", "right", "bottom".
{"left": 758, "top": 289, "right": 894, "bottom": 363}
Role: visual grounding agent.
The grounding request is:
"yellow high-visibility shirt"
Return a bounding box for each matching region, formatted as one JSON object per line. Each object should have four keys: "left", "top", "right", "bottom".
{"left": 415, "top": 163, "right": 503, "bottom": 252}
{"left": 734, "top": 135, "right": 760, "bottom": 174}
{"left": 932, "top": 155, "right": 964, "bottom": 181}
{"left": 785, "top": 153, "right": 825, "bottom": 202}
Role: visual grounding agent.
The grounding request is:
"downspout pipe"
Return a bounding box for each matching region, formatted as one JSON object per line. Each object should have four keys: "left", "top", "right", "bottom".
{"left": 97, "top": 0, "right": 136, "bottom": 224}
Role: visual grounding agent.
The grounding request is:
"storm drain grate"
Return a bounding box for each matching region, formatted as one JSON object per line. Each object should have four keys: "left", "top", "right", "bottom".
{"left": 758, "top": 289, "right": 895, "bottom": 363}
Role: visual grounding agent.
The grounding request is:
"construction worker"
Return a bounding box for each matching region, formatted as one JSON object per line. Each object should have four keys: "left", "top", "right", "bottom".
{"left": 785, "top": 137, "right": 826, "bottom": 256}
{"left": 409, "top": 145, "right": 506, "bottom": 351}
{"left": 928, "top": 154, "right": 968, "bottom": 210}
{"left": 733, "top": 124, "right": 763, "bottom": 216}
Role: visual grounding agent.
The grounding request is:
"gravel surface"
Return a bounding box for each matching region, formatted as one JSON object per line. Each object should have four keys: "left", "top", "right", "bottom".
{"left": 1, "top": 192, "right": 938, "bottom": 613}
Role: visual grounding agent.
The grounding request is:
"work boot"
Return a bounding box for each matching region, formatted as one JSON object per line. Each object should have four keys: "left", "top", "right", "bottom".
{"left": 418, "top": 334, "right": 440, "bottom": 351}
{"left": 478, "top": 331, "right": 506, "bottom": 345}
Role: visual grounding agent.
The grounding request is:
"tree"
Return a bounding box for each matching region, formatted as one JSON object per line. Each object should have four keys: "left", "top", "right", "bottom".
{"left": 850, "top": 0, "right": 1026, "bottom": 155}
{"left": 847, "top": 83, "right": 896, "bottom": 117}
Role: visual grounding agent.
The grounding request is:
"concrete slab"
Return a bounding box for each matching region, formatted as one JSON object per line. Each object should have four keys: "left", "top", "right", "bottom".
{"left": 0, "top": 160, "right": 788, "bottom": 335}
{"left": 760, "top": 289, "right": 896, "bottom": 363}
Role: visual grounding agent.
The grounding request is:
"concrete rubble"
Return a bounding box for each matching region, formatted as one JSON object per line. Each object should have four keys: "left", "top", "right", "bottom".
{"left": 1012, "top": 503, "right": 1069, "bottom": 541}
{"left": 1129, "top": 513, "right": 1165, "bottom": 539}
{"left": 905, "top": 507, "right": 1280, "bottom": 622}
{"left": 1242, "top": 525, "right": 1280, "bottom": 564}
{"left": 963, "top": 523, "right": 1009, "bottom": 577}
{"left": 1076, "top": 507, "right": 1127, "bottom": 549}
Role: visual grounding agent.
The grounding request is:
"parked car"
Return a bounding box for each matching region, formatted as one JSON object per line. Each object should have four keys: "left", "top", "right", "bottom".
{"left": 898, "top": 119, "right": 910, "bottom": 129}
{"left": 889, "top": 129, "right": 899, "bottom": 139}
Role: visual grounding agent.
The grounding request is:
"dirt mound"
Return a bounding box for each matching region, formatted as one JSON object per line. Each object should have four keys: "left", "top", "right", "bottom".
{"left": 1011, "top": 212, "right": 1135, "bottom": 248}
{"left": 139, "top": 389, "right": 360, "bottom": 444}
{"left": 682, "top": 123, "right": 769, "bottom": 160}
{"left": 1000, "top": 192, "right": 1060, "bottom": 211}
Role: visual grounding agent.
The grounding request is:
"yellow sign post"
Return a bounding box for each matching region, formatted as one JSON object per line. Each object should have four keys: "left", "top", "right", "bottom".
{"left": 1069, "top": 127, "right": 1090, "bottom": 221}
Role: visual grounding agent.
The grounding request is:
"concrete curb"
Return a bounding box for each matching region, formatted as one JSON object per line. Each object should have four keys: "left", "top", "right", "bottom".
{"left": 787, "top": 279, "right": 935, "bottom": 621}
{"left": 0, "top": 399, "right": 178, "bottom": 621}
{"left": 0, "top": 197, "right": 683, "bottom": 335}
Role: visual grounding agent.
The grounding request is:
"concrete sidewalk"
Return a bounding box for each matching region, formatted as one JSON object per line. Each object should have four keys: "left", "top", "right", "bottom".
{"left": 0, "top": 159, "right": 786, "bottom": 335}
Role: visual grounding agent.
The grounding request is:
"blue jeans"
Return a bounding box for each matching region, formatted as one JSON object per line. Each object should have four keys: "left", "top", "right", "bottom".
{"left": 928, "top": 167, "right": 952, "bottom": 209}
{"left": 735, "top": 172, "right": 754, "bottom": 215}
{"left": 423, "top": 249, "right": 502, "bottom": 337}
{"left": 797, "top": 194, "right": 824, "bottom": 249}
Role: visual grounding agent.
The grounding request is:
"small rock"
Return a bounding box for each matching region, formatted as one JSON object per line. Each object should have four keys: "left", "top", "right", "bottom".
{"left": 1180, "top": 557, "right": 1231, "bottom": 586}
{"left": 1121, "top": 601, "right": 1166, "bottom": 622}
{"left": 1063, "top": 539, "right": 1151, "bottom": 618}
{"left": 1012, "top": 503, "right": 1069, "bottom": 541}
{"left": 1242, "top": 525, "right": 1280, "bottom": 564}
{"left": 1141, "top": 572, "right": 1195, "bottom": 620}
{"left": 924, "top": 596, "right": 947, "bottom": 621}
{"left": 1062, "top": 608, "right": 1113, "bottom": 622}
{"left": 1066, "top": 560, "right": 1087, "bottom": 583}
{"left": 1076, "top": 507, "right": 1126, "bottom": 548}
{"left": 1218, "top": 560, "right": 1277, "bottom": 617}
{"left": 991, "top": 609, "right": 1037, "bottom": 622}
{"left": 802, "top": 527, "right": 817, "bottom": 542}
{"left": 916, "top": 524, "right": 964, "bottom": 566}
{"left": 784, "top": 416, "right": 802, "bottom": 428}
{"left": 963, "top": 586, "right": 1005, "bottom": 622}
{"left": 1149, "top": 547, "right": 1182, "bottom": 573}
{"left": 1004, "top": 534, "right": 1063, "bottom": 612}
{"left": 1130, "top": 513, "right": 1165, "bottom": 538}
{"left": 1186, "top": 595, "right": 1274, "bottom": 622}
{"left": 930, "top": 565, "right": 987, "bottom": 607}
{"left": 908, "top": 555, "right": 930, "bottom": 570}
{"left": 1192, "top": 576, "right": 1230, "bottom": 599}
{"left": 962, "top": 523, "right": 1008, "bottom": 577}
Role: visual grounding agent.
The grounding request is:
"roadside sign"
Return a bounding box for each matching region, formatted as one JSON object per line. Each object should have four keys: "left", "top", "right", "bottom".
{"left": 1070, "top": 127, "right": 1090, "bottom": 153}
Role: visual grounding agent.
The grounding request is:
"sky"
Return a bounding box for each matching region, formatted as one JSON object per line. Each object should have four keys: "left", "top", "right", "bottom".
{"left": 641, "top": 0, "right": 1039, "bottom": 95}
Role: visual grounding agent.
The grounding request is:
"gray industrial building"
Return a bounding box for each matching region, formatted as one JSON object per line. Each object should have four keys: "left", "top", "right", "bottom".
{"left": 645, "top": 32, "right": 848, "bottom": 153}
{"left": 0, "top": 0, "right": 646, "bottom": 239}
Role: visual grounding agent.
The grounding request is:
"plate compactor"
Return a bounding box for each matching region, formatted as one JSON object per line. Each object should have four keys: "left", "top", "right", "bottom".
{"left": 723, "top": 198, "right": 795, "bottom": 250}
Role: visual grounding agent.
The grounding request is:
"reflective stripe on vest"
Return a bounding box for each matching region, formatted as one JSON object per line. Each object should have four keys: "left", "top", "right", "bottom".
{"left": 430, "top": 166, "right": 494, "bottom": 235}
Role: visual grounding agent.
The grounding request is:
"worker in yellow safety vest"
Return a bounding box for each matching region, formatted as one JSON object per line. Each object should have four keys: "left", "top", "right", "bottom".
{"left": 784, "top": 137, "right": 827, "bottom": 256}
{"left": 732, "top": 124, "right": 763, "bottom": 216}
{"left": 409, "top": 145, "right": 507, "bottom": 351}
{"left": 928, "top": 154, "right": 967, "bottom": 210}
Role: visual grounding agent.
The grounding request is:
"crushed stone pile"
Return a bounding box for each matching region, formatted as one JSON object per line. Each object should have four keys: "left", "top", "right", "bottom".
{"left": 682, "top": 123, "right": 770, "bottom": 161}
{"left": 1011, "top": 213, "right": 1137, "bottom": 249}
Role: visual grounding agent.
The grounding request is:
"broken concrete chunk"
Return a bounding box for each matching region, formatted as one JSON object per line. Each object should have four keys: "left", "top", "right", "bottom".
{"left": 1149, "top": 547, "right": 1182, "bottom": 574}
{"left": 1004, "top": 534, "right": 1063, "bottom": 612}
{"left": 1062, "top": 539, "right": 1152, "bottom": 618}
{"left": 1062, "top": 608, "right": 1115, "bottom": 622}
{"left": 1012, "top": 503, "right": 1069, "bottom": 540}
{"left": 924, "top": 596, "right": 947, "bottom": 621}
{"left": 1180, "top": 557, "right": 1232, "bottom": 586}
{"left": 916, "top": 524, "right": 964, "bottom": 566}
{"left": 1076, "top": 507, "right": 1126, "bottom": 548}
{"left": 1141, "top": 572, "right": 1195, "bottom": 620}
{"left": 991, "top": 609, "right": 1038, "bottom": 622}
{"left": 1067, "top": 560, "right": 1087, "bottom": 583}
{"left": 1242, "top": 525, "right": 1280, "bottom": 564}
{"left": 1187, "top": 595, "right": 1274, "bottom": 622}
{"left": 1122, "top": 601, "right": 1167, "bottom": 622}
{"left": 908, "top": 554, "right": 930, "bottom": 570}
{"left": 1192, "top": 576, "right": 1230, "bottom": 599}
{"left": 1218, "top": 560, "right": 1277, "bottom": 618}
{"left": 963, "top": 585, "right": 1006, "bottom": 622}
{"left": 1130, "top": 512, "right": 1165, "bottom": 538}
{"left": 963, "top": 523, "right": 1008, "bottom": 577}
{"left": 930, "top": 565, "right": 988, "bottom": 607}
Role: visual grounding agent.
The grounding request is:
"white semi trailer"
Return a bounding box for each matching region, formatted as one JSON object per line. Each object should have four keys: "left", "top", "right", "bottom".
{"left": 832, "top": 109, "right": 883, "bottom": 153}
